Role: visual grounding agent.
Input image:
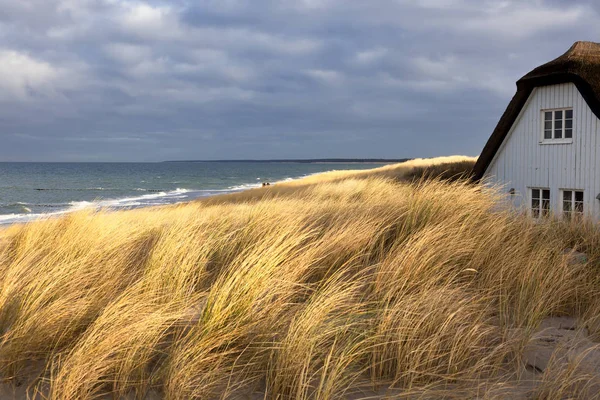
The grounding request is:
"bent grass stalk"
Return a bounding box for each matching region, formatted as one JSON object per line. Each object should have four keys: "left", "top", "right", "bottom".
{"left": 0, "top": 156, "right": 599, "bottom": 398}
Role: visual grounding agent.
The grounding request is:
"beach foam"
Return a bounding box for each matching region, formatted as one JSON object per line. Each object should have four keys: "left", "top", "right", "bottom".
{"left": 0, "top": 163, "right": 378, "bottom": 226}
{"left": 0, "top": 185, "right": 267, "bottom": 225}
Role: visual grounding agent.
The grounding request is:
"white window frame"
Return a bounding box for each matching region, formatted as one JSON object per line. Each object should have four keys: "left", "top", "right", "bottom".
{"left": 530, "top": 187, "right": 551, "bottom": 219}
{"left": 560, "top": 189, "right": 584, "bottom": 220}
{"left": 540, "top": 107, "right": 573, "bottom": 144}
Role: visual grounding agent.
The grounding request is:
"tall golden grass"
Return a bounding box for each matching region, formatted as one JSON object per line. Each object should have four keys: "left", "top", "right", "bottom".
{"left": 0, "top": 156, "right": 599, "bottom": 399}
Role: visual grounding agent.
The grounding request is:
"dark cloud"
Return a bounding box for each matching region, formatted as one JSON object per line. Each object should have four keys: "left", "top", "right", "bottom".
{"left": 0, "top": 0, "right": 598, "bottom": 161}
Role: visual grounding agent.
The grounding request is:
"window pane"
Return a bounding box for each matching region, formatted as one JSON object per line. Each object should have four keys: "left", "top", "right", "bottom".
{"left": 533, "top": 208, "right": 540, "bottom": 218}
{"left": 545, "top": 121, "right": 553, "bottom": 130}
{"left": 575, "top": 191, "right": 584, "bottom": 202}
{"left": 575, "top": 202, "right": 584, "bottom": 213}
{"left": 532, "top": 199, "right": 540, "bottom": 210}
{"left": 545, "top": 130, "right": 553, "bottom": 139}
{"left": 532, "top": 189, "right": 540, "bottom": 199}
{"left": 555, "top": 129, "right": 563, "bottom": 139}
{"left": 542, "top": 200, "right": 550, "bottom": 212}
{"left": 564, "top": 191, "right": 571, "bottom": 201}
{"left": 566, "top": 120, "right": 573, "bottom": 129}
{"left": 566, "top": 109, "right": 573, "bottom": 119}
{"left": 545, "top": 112, "right": 553, "bottom": 121}
{"left": 543, "top": 190, "right": 550, "bottom": 200}
{"left": 555, "top": 110, "right": 563, "bottom": 120}
{"left": 564, "top": 201, "right": 571, "bottom": 212}
{"left": 565, "top": 129, "right": 573, "bottom": 139}
{"left": 555, "top": 120, "right": 563, "bottom": 129}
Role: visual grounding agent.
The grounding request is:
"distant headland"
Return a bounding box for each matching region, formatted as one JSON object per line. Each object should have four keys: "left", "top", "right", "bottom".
{"left": 163, "top": 158, "right": 412, "bottom": 164}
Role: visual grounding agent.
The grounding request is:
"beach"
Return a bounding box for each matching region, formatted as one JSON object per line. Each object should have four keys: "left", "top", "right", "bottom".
{"left": 0, "top": 161, "right": 386, "bottom": 225}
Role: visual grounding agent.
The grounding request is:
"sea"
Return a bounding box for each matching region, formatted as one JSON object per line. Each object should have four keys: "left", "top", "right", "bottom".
{"left": 0, "top": 162, "right": 388, "bottom": 225}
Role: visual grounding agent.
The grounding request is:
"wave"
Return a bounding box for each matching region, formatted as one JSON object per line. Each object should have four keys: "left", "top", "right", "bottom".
{"left": 0, "top": 202, "right": 70, "bottom": 208}
{"left": 32, "top": 187, "right": 175, "bottom": 192}
{"left": 68, "top": 188, "right": 192, "bottom": 209}
{"left": 227, "top": 174, "right": 323, "bottom": 191}
{"left": 0, "top": 188, "right": 195, "bottom": 225}
{"left": 0, "top": 213, "right": 39, "bottom": 224}
{"left": 0, "top": 202, "right": 41, "bottom": 214}
{"left": 0, "top": 202, "right": 31, "bottom": 207}
{"left": 0, "top": 169, "right": 338, "bottom": 226}
{"left": 32, "top": 187, "right": 186, "bottom": 195}
{"left": 33, "top": 187, "right": 115, "bottom": 191}
{"left": 227, "top": 183, "right": 263, "bottom": 191}
{"left": 0, "top": 208, "right": 77, "bottom": 224}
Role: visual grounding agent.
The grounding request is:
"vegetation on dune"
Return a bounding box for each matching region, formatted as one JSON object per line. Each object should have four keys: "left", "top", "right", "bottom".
{"left": 0, "top": 156, "right": 600, "bottom": 398}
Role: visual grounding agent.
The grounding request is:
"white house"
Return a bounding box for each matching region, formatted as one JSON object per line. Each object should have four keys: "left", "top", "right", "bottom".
{"left": 473, "top": 41, "right": 600, "bottom": 220}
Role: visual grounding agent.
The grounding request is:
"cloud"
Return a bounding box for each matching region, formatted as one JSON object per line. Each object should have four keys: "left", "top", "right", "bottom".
{"left": 103, "top": 43, "right": 152, "bottom": 64}
{"left": 404, "top": 0, "right": 470, "bottom": 9}
{"left": 461, "top": 3, "right": 586, "bottom": 38}
{"left": 354, "top": 47, "right": 388, "bottom": 65}
{"left": 116, "top": 2, "right": 183, "bottom": 40}
{"left": 305, "top": 69, "right": 344, "bottom": 85}
{"left": 0, "top": 0, "right": 598, "bottom": 161}
{"left": 0, "top": 50, "right": 63, "bottom": 101}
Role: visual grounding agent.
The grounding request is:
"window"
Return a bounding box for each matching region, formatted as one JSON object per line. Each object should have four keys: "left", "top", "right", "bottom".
{"left": 543, "top": 108, "right": 573, "bottom": 140}
{"left": 531, "top": 188, "right": 550, "bottom": 218}
{"left": 562, "top": 190, "right": 584, "bottom": 220}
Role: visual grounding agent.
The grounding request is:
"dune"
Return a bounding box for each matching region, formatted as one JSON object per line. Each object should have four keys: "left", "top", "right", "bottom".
{"left": 2, "top": 156, "right": 600, "bottom": 399}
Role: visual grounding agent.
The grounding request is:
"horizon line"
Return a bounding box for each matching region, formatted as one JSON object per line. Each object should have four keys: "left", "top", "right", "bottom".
{"left": 0, "top": 158, "right": 412, "bottom": 164}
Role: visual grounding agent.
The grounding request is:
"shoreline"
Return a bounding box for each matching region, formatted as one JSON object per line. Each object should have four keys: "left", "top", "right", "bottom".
{"left": 0, "top": 168, "right": 346, "bottom": 226}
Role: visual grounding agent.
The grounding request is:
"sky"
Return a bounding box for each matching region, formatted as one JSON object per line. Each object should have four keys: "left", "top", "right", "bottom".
{"left": 0, "top": 0, "right": 599, "bottom": 162}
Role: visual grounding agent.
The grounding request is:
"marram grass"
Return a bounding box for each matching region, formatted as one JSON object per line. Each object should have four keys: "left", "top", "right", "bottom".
{"left": 0, "top": 156, "right": 599, "bottom": 399}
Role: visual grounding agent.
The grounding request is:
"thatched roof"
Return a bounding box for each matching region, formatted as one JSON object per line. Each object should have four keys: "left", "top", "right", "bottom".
{"left": 472, "top": 41, "right": 600, "bottom": 181}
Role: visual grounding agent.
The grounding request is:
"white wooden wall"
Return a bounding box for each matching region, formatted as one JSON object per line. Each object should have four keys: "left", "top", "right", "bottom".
{"left": 485, "top": 82, "right": 600, "bottom": 219}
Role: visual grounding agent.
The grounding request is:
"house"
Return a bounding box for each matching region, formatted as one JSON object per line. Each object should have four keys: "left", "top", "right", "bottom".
{"left": 473, "top": 41, "right": 600, "bottom": 220}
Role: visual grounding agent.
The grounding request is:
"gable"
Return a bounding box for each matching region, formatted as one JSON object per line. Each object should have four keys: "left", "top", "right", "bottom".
{"left": 486, "top": 82, "right": 600, "bottom": 193}
{"left": 473, "top": 41, "right": 600, "bottom": 181}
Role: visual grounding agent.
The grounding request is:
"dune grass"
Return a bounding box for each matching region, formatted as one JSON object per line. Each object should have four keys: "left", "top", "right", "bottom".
{"left": 0, "top": 156, "right": 600, "bottom": 398}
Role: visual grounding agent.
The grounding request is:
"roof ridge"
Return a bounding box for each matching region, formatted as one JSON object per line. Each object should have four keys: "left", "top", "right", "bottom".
{"left": 565, "top": 41, "right": 600, "bottom": 59}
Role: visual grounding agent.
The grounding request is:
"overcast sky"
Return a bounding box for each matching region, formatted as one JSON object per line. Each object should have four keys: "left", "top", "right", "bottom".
{"left": 0, "top": 0, "right": 598, "bottom": 161}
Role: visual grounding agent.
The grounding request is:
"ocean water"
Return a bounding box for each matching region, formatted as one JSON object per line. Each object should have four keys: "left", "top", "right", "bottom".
{"left": 0, "top": 162, "right": 384, "bottom": 225}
